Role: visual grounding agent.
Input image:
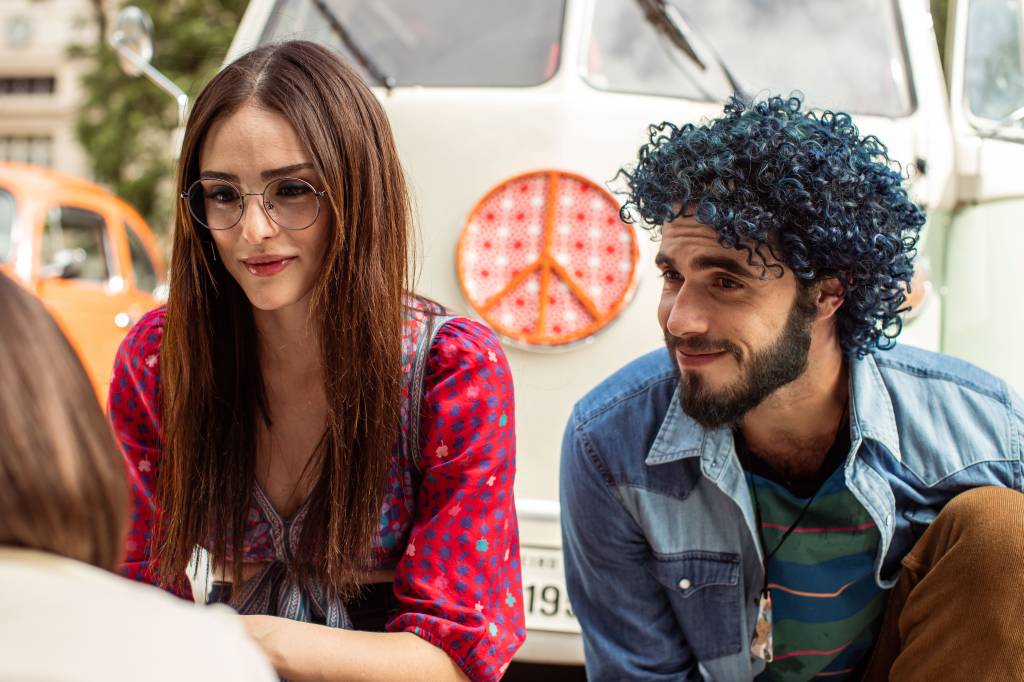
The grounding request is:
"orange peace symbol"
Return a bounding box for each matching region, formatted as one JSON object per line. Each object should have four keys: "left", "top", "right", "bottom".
{"left": 456, "top": 170, "right": 640, "bottom": 347}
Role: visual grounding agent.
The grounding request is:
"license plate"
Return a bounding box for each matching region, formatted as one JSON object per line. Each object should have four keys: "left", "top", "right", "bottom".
{"left": 521, "top": 545, "right": 580, "bottom": 634}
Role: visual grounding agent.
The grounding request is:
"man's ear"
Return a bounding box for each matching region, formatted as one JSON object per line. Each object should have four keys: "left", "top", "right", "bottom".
{"left": 815, "top": 277, "right": 845, "bottom": 320}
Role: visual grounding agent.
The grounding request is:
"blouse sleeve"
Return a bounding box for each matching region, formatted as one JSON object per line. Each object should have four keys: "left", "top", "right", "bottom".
{"left": 107, "top": 306, "right": 190, "bottom": 599}
{"left": 387, "top": 317, "right": 526, "bottom": 682}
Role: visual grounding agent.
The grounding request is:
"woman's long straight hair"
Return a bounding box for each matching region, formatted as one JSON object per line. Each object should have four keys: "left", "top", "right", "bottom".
{"left": 157, "top": 40, "right": 411, "bottom": 597}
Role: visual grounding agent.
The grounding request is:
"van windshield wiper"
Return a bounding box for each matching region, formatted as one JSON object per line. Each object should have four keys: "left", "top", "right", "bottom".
{"left": 635, "top": 0, "right": 745, "bottom": 100}
{"left": 310, "top": 0, "right": 396, "bottom": 90}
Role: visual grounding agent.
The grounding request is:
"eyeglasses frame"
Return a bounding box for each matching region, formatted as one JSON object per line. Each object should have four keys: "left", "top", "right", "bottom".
{"left": 180, "top": 176, "right": 328, "bottom": 231}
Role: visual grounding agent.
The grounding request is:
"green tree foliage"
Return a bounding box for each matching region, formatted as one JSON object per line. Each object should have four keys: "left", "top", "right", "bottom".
{"left": 73, "top": 0, "right": 247, "bottom": 234}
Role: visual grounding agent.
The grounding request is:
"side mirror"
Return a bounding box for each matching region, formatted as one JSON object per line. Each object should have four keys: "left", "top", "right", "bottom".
{"left": 40, "top": 248, "right": 87, "bottom": 280}
{"left": 108, "top": 5, "right": 188, "bottom": 157}
{"left": 111, "top": 6, "right": 154, "bottom": 78}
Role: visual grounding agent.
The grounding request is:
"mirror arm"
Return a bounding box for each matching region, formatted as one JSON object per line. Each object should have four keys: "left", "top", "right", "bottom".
{"left": 109, "top": 34, "right": 189, "bottom": 156}
{"left": 108, "top": 39, "right": 190, "bottom": 128}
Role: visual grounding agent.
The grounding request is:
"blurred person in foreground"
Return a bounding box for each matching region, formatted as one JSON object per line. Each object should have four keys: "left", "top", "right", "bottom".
{"left": 560, "top": 95, "right": 1024, "bottom": 682}
{"left": 0, "top": 272, "right": 275, "bottom": 682}
{"left": 108, "top": 40, "right": 523, "bottom": 682}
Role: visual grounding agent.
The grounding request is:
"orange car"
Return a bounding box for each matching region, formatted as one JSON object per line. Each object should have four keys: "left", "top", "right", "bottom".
{"left": 0, "top": 161, "right": 166, "bottom": 404}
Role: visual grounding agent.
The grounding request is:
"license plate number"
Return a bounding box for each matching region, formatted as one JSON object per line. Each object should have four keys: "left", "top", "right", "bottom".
{"left": 521, "top": 545, "right": 580, "bottom": 634}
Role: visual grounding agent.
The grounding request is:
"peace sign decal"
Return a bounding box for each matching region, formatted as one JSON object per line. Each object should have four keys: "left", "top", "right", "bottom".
{"left": 457, "top": 170, "right": 640, "bottom": 348}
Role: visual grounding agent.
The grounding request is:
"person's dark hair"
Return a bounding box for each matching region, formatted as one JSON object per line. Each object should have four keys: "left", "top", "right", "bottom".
{"left": 0, "top": 273, "right": 128, "bottom": 571}
{"left": 159, "top": 40, "right": 412, "bottom": 597}
{"left": 618, "top": 94, "right": 925, "bottom": 357}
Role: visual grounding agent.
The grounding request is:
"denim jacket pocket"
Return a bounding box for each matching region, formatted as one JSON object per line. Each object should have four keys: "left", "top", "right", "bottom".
{"left": 646, "top": 551, "right": 744, "bottom": 661}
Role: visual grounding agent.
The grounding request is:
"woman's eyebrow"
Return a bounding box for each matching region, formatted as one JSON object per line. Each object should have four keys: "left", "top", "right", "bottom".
{"left": 198, "top": 170, "right": 238, "bottom": 181}
{"left": 197, "top": 163, "right": 315, "bottom": 183}
{"left": 260, "top": 163, "right": 315, "bottom": 180}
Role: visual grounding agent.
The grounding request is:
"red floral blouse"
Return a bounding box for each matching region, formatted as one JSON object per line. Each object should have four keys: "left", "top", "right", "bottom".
{"left": 108, "top": 307, "right": 525, "bottom": 682}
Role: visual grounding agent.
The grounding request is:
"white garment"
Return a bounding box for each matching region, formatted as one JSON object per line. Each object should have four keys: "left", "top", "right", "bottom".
{"left": 0, "top": 548, "right": 276, "bottom": 682}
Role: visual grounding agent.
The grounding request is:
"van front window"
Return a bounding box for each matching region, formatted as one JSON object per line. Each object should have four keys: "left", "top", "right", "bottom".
{"left": 260, "top": 0, "right": 565, "bottom": 87}
{"left": 965, "top": 0, "right": 1024, "bottom": 123}
{"left": 584, "top": 0, "right": 913, "bottom": 117}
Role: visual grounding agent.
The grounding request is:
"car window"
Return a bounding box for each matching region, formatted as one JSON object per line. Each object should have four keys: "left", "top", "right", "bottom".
{"left": 260, "top": 0, "right": 566, "bottom": 87}
{"left": 41, "top": 206, "right": 111, "bottom": 282}
{"left": 0, "top": 189, "right": 13, "bottom": 262}
{"left": 124, "top": 222, "right": 157, "bottom": 293}
{"left": 585, "top": 0, "right": 913, "bottom": 117}
{"left": 965, "top": 0, "right": 1024, "bottom": 121}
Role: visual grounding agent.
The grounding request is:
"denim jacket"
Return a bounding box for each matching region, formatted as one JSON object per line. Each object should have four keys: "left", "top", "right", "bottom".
{"left": 560, "top": 345, "right": 1024, "bottom": 681}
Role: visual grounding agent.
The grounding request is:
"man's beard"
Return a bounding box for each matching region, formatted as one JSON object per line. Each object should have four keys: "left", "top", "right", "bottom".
{"left": 666, "top": 289, "right": 818, "bottom": 429}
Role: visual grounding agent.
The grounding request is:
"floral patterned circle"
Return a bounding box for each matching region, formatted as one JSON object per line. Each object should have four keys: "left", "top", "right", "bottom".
{"left": 457, "top": 170, "right": 640, "bottom": 347}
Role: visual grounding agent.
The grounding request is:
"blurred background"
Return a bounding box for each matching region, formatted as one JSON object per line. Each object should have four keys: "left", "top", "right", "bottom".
{"left": 0, "top": 0, "right": 246, "bottom": 246}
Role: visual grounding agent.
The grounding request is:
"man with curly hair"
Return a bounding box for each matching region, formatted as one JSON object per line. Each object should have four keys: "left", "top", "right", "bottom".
{"left": 561, "top": 96, "right": 1024, "bottom": 681}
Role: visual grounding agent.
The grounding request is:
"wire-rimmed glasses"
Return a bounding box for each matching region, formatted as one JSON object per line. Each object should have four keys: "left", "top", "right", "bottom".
{"left": 181, "top": 177, "right": 327, "bottom": 231}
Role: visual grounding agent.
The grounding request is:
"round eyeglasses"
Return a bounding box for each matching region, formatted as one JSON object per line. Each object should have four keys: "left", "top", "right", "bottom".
{"left": 181, "top": 177, "right": 327, "bottom": 231}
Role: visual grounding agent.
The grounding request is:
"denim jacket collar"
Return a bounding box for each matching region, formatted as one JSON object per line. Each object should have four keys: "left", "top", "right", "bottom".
{"left": 645, "top": 385, "right": 706, "bottom": 465}
{"left": 646, "top": 353, "right": 903, "bottom": 467}
{"left": 849, "top": 351, "right": 903, "bottom": 462}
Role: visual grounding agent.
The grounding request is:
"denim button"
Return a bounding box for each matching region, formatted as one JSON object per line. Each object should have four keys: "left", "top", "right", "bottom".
{"left": 678, "top": 578, "right": 692, "bottom": 590}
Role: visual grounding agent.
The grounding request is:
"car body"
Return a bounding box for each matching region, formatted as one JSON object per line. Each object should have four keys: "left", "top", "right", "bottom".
{"left": 215, "top": 0, "right": 1024, "bottom": 667}
{"left": 0, "top": 161, "right": 166, "bottom": 404}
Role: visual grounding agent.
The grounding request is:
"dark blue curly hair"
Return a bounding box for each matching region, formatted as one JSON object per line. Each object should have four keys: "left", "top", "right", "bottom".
{"left": 618, "top": 95, "right": 925, "bottom": 357}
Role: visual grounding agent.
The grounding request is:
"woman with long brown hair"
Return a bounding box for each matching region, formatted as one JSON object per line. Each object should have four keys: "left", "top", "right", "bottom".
{"left": 0, "top": 272, "right": 275, "bottom": 681}
{"left": 108, "top": 40, "right": 523, "bottom": 681}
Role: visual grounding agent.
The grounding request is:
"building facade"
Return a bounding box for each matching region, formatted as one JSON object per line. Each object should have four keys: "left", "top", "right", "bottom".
{"left": 0, "top": 0, "right": 100, "bottom": 177}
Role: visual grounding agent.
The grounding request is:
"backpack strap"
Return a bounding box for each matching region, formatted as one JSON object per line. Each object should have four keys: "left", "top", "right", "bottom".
{"left": 404, "top": 312, "right": 458, "bottom": 473}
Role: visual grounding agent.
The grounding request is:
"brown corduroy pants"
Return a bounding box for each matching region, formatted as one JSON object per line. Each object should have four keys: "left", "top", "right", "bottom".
{"left": 860, "top": 486, "right": 1024, "bottom": 682}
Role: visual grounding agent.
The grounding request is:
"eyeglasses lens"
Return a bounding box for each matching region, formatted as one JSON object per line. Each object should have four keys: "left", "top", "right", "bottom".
{"left": 264, "top": 178, "right": 320, "bottom": 230}
{"left": 186, "top": 178, "right": 320, "bottom": 231}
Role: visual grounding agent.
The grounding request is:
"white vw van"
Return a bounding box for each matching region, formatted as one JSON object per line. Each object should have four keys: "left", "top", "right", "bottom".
{"left": 124, "top": 0, "right": 1024, "bottom": 669}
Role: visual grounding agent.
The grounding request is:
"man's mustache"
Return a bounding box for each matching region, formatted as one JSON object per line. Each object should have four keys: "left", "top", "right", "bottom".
{"left": 664, "top": 332, "right": 742, "bottom": 360}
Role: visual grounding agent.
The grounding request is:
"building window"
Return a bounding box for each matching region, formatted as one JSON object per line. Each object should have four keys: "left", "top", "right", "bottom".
{"left": 0, "top": 77, "right": 56, "bottom": 95}
{"left": 5, "top": 16, "right": 32, "bottom": 49}
{"left": 0, "top": 136, "right": 53, "bottom": 166}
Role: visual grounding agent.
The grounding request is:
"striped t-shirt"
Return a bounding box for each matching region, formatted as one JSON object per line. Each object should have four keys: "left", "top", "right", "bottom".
{"left": 747, "top": 464, "right": 886, "bottom": 681}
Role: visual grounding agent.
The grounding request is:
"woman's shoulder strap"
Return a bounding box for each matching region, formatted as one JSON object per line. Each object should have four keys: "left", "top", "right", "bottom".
{"left": 400, "top": 300, "right": 460, "bottom": 471}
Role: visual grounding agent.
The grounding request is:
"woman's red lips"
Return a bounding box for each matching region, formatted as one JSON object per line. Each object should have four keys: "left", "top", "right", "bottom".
{"left": 241, "top": 255, "right": 295, "bottom": 277}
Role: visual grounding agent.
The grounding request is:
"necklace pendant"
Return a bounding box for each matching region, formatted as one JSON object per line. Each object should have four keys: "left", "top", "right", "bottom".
{"left": 751, "top": 589, "right": 774, "bottom": 662}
